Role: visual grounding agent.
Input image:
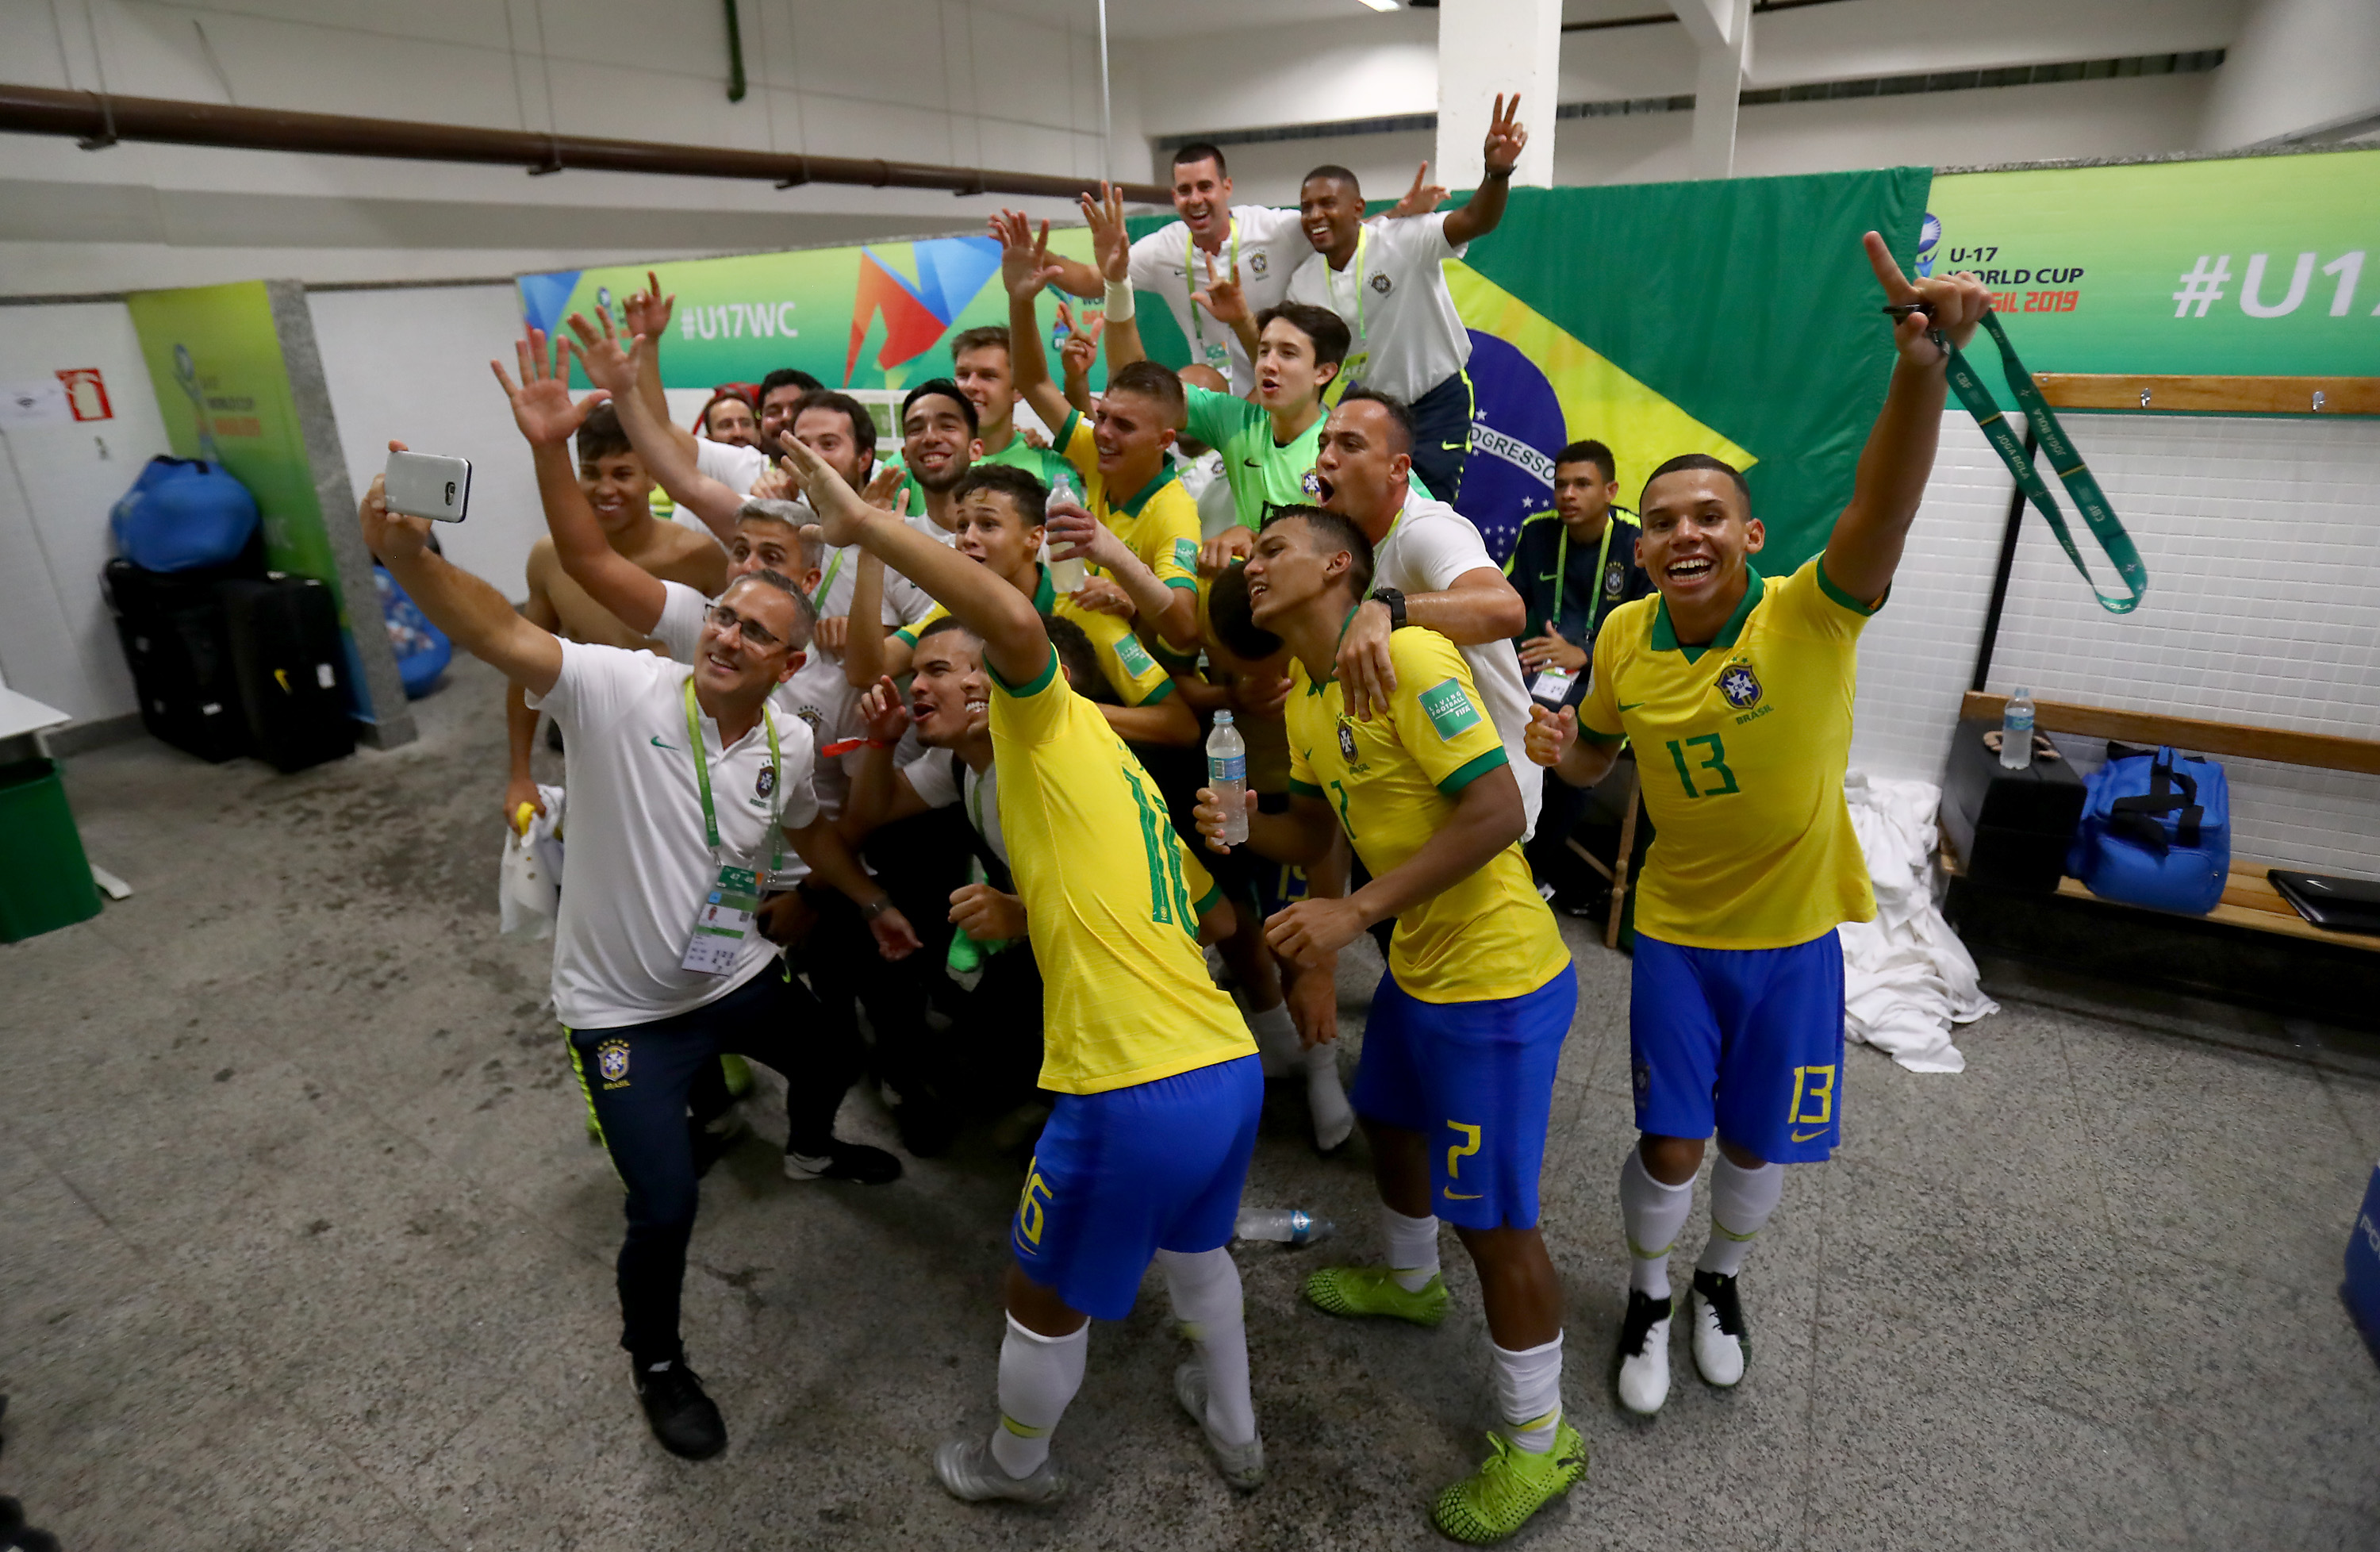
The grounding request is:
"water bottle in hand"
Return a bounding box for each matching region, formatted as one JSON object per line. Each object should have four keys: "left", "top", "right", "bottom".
{"left": 1046, "top": 472, "right": 1089, "bottom": 594}
{"left": 1235, "top": 1207, "right": 1335, "bottom": 1246}
{"left": 1207, "top": 711, "right": 1249, "bottom": 846}
{"left": 2000, "top": 686, "right": 2036, "bottom": 770}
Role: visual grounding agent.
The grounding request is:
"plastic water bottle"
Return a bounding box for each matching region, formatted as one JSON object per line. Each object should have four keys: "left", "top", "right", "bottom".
{"left": 1207, "top": 711, "right": 1249, "bottom": 846}
{"left": 1235, "top": 1207, "right": 1335, "bottom": 1246}
{"left": 1046, "top": 471, "right": 1089, "bottom": 594}
{"left": 2000, "top": 686, "right": 2036, "bottom": 770}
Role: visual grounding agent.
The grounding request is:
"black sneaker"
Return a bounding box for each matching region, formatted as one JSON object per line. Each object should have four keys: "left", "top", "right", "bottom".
{"left": 782, "top": 1139, "right": 902, "bottom": 1185}
{"left": 1689, "top": 1269, "right": 1749, "bottom": 1387}
{"left": 632, "top": 1358, "right": 727, "bottom": 1459}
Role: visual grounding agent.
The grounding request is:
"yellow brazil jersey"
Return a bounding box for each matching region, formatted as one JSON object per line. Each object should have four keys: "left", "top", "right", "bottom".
{"left": 988, "top": 642, "right": 1253, "bottom": 1094}
{"left": 896, "top": 565, "right": 1175, "bottom": 709}
{"left": 1578, "top": 556, "right": 1879, "bottom": 951}
{"left": 1054, "top": 409, "right": 1203, "bottom": 599}
{"left": 1287, "top": 628, "right": 1572, "bottom": 1005}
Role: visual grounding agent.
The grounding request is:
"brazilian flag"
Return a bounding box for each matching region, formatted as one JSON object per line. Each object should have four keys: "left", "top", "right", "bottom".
{"left": 1130, "top": 167, "right": 1930, "bottom": 569}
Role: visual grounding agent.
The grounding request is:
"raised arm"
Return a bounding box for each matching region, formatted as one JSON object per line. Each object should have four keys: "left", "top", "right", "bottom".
{"left": 838, "top": 678, "right": 932, "bottom": 843}
{"left": 1527, "top": 702, "right": 1620, "bottom": 792}
{"left": 363, "top": 443, "right": 562, "bottom": 697}
{"left": 836, "top": 465, "right": 919, "bottom": 688}
{"left": 492, "top": 330, "right": 667, "bottom": 636}
{"left": 1056, "top": 302, "right": 1104, "bottom": 419}
{"left": 1441, "top": 94, "right": 1526, "bottom": 248}
{"left": 1046, "top": 490, "right": 1200, "bottom": 650}
{"left": 993, "top": 209, "right": 1079, "bottom": 438}
{"left": 784, "top": 436, "right": 1050, "bottom": 688}
{"left": 620, "top": 271, "right": 699, "bottom": 463}
{"left": 1821, "top": 232, "right": 1992, "bottom": 603}
{"left": 563, "top": 313, "right": 744, "bottom": 542}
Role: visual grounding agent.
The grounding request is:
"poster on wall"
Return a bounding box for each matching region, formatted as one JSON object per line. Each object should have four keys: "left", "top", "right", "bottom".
{"left": 1137, "top": 169, "right": 1930, "bottom": 570}
{"left": 1921, "top": 147, "right": 2380, "bottom": 401}
{"left": 520, "top": 229, "right": 1101, "bottom": 405}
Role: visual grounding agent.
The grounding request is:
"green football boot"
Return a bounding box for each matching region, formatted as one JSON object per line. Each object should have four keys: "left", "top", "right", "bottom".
{"left": 1430, "top": 1421, "right": 1589, "bottom": 1544}
{"left": 1302, "top": 1266, "right": 1450, "bottom": 1327}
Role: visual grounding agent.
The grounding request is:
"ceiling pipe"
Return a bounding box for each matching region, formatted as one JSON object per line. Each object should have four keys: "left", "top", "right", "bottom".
{"left": 0, "top": 84, "right": 1169, "bottom": 205}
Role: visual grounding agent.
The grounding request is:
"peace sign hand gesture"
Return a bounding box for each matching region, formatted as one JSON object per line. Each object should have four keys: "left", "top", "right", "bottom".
{"left": 1483, "top": 93, "right": 1528, "bottom": 177}
{"left": 1188, "top": 251, "right": 1248, "bottom": 325}
{"left": 1864, "top": 230, "right": 1990, "bottom": 367}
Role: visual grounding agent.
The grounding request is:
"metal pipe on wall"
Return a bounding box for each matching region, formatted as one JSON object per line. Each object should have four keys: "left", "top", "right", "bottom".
{"left": 0, "top": 84, "right": 1168, "bottom": 205}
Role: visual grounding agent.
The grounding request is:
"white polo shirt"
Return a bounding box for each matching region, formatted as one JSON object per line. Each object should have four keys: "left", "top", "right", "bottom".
{"left": 1128, "top": 206, "right": 1308, "bottom": 395}
{"left": 1372, "top": 488, "right": 1540, "bottom": 837}
{"left": 904, "top": 746, "right": 1004, "bottom": 867}
{"left": 527, "top": 641, "right": 823, "bottom": 1030}
{"left": 1286, "top": 212, "right": 1471, "bottom": 404}
{"left": 697, "top": 436, "right": 772, "bottom": 495}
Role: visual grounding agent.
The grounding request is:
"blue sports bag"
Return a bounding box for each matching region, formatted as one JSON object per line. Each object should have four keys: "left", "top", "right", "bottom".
{"left": 109, "top": 455, "right": 260, "bottom": 572}
{"left": 2066, "top": 743, "right": 2230, "bottom": 915}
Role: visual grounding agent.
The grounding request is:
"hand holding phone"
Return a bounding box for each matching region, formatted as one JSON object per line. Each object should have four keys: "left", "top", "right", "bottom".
{"left": 384, "top": 450, "right": 473, "bottom": 523}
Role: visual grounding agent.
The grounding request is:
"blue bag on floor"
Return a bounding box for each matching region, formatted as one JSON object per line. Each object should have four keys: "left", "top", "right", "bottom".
{"left": 374, "top": 564, "right": 451, "bottom": 698}
{"left": 109, "top": 456, "right": 261, "bottom": 573}
{"left": 2065, "top": 743, "right": 2229, "bottom": 915}
{"left": 2347, "top": 1162, "right": 2380, "bottom": 1368}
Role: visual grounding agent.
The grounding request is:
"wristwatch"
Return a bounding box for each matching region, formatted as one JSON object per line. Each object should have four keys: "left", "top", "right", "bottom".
{"left": 1369, "top": 587, "right": 1408, "bottom": 631}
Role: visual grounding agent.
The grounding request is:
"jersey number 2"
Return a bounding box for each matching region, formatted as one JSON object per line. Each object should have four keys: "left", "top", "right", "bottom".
{"left": 1665, "top": 734, "right": 1740, "bottom": 798}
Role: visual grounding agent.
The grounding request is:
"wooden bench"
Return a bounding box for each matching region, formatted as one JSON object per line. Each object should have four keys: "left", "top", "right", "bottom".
{"left": 1948, "top": 691, "right": 2380, "bottom": 953}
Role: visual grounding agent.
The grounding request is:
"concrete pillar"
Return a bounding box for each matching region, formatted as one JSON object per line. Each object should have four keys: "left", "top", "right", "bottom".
{"left": 1434, "top": 0, "right": 1560, "bottom": 190}
{"left": 2201, "top": 0, "right": 2380, "bottom": 149}
{"left": 1670, "top": 0, "right": 1752, "bottom": 180}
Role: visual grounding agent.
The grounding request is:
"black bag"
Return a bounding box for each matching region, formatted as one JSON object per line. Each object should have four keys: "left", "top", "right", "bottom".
{"left": 221, "top": 577, "right": 356, "bottom": 773}
{"left": 1939, "top": 716, "right": 2086, "bottom": 893}
{"left": 101, "top": 538, "right": 266, "bottom": 763}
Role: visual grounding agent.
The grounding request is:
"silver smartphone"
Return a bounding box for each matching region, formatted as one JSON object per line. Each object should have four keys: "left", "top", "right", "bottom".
{"left": 385, "top": 450, "right": 473, "bottom": 523}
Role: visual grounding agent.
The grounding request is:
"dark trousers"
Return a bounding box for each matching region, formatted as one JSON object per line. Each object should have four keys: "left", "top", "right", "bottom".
{"left": 1407, "top": 370, "right": 1475, "bottom": 506}
{"left": 567, "top": 962, "right": 861, "bottom": 1366}
{"left": 946, "top": 942, "right": 1048, "bottom": 1119}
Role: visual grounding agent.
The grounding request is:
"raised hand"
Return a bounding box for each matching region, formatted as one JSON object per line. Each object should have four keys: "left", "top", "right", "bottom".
{"left": 862, "top": 461, "right": 910, "bottom": 513}
{"left": 1188, "top": 251, "right": 1248, "bottom": 325}
{"left": 1483, "top": 93, "right": 1527, "bottom": 176}
{"left": 750, "top": 460, "right": 796, "bottom": 501}
{"left": 858, "top": 675, "right": 912, "bottom": 743}
{"left": 358, "top": 439, "right": 435, "bottom": 563}
{"left": 1524, "top": 703, "right": 1576, "bottom": 768}
{"left": 489, "top": 328, "right": 608, "bottom": 447}
{"left": 1865, "top": 229, "right": 1990, "bottom": 365}
{"left": 1388, "top": 161, "right": 1448, "bottom": 218}
{"left": 622, "top": 267, "right": 674, "bottom": 342}
{"left": 562, "top": 309, "right": 641, "bottom": 399}
{"left": 777, "top": 432, "right": 869, "bottom": 547}
{"left": 1056, "top": 303, "right": 1105, "bottom": 380}
{"left": 1081, "top": 181, "right": 1131, "bottom": 285}
{"left": 993, "top": 209, "right": 1063, "bottom": 301}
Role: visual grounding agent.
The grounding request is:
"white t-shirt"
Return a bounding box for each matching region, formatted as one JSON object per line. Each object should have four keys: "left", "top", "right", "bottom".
{"left": 1286, "top": 212, "right": 1471, "bottom": 403}
{"left": 697, "top": 436, "right": 772, "bottom": 496}
{"left": 904, "top": 746, "right": 1004, "bottom": 867}
{"left": 1374, "top": 489, "right": 1540, "bottom": 838}
{"left": 1128, "top": 206, "right": 1308, "bottom": 395}
{"left": 527, "top": 641, "right": 822, "bottom": 1030}
{"left": 654, "top": 581, "right": 869, "bottom": 841}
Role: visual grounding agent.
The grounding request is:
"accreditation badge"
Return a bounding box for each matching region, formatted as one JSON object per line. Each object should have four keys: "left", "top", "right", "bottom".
{"left": 680, "top": 863, "right": 761, "bottom": 975}
{"left": 1529, "top": 667, "right": 1578, "bottom": 705}
{"left": 1202, "top": 340, "right": 1231, "bottom": 369}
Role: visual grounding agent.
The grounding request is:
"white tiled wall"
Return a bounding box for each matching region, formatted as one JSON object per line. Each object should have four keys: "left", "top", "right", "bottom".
{"left": 1850, "top": 410, "right": 2380, "bottom": 878}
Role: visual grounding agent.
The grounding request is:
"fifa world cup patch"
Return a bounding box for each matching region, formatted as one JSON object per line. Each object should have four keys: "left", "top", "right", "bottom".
{"left": 1114, "top": 634, "right": 1157, "bottom": 678}
{"left": 1418, "top": 678, "right": 1482, "bottom": 740}
{"left": 1175, "top": 537, "right": 1200, "bottom": 570}
{"left": 596, "top": 1039, "right": 631, "bottom": 1089}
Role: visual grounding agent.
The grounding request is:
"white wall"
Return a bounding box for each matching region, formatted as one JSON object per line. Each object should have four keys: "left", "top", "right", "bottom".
{"left": 2202, "top": 0, "right": 2380, "bottom": 148}
{"left": 1851, "top": 411, "right": 2380, "bottom": 878}
{"left": 0, "top": 302, "right": 170, "bottom": 724}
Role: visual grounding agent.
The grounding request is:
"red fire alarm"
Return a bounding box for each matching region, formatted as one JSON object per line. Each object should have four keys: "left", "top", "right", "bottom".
{"left": 56, "top": 368, "right": 113, "bottom": 422}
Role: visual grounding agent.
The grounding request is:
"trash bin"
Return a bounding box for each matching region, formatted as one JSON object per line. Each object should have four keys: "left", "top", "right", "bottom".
{"left": 0, "top": 758, "right": 102, "bottom": 942}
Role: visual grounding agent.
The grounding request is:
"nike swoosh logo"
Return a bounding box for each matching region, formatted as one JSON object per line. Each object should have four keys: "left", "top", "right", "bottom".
{"left": 1791, "top": 1128, "right": 1829, "bottom": 1143}
{"left": 1442, "top": 1189, "right": 1483, "bottom": 1200}
{"left": 1243, "top": 459, "right": 1262, "bottom": 467}
{"left": 1618, "top": 701, "right": 1645, "bottom": 712}
{"left": 650, "top": 736, "right": 682, "bottom": 751}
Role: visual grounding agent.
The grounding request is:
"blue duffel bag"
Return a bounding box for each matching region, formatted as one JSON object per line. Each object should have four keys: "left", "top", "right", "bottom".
{"left": 109, "top": 456, "right": 261, "bottom": 573}
{"left": 2066, "top": 743, "right": 2230, "bottom": 915}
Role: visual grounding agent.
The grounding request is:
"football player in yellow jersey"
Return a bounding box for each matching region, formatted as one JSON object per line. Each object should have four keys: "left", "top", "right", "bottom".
{"left": 1196, "top": 505, "right": 1587, "bottom": 1544}
{"left": 1529, "top": 235, "right": 1990, "bottom": 1418}
{"left": 781, "top": 432, "right": 1269, "bottom": 1504}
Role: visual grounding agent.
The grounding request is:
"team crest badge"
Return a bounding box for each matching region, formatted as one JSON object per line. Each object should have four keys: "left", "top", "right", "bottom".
{"left": 1302, "top": 468, "right": 1322, "bottom": 497}
{"left": 795, "top": 705, "right": 823, "bottom": 733}
{"left": 596, "top": 1039, "right": 631, "bottom": 1085}
{"left": 756, "top": 764, "right": 777, "bottom": 799}
{"left": 1250, "top": 251, "right": 1269, "bottom": 276}
{"left": 1718, "top": 663, "right": 1762, "bottom": 710}
{"left": 1338, "top": 720, "right": 1358, "bottom": 761}
{"left": 1369, "top": 272, "right": 1392, "bottom": 296}
{"left": 1605, "top": 559, "right": 1626, "bottom": 597}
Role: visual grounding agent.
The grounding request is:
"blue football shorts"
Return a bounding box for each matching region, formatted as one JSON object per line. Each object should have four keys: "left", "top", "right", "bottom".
{"left": 1629, "top": 928, "right": 1846, "bottom": 1164}
{"left": 1348, "top": 966, "right": 1577, "bottom": 1231}
{"left": 1010, "top": 1054, "right": 1262, "bottom": 1321}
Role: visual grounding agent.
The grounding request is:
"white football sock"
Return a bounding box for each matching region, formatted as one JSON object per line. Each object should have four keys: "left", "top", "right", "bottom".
{"left": 988, "top": 1314, "right": 1087, "bottom": 1478}
{"left": 1619, "top": 1148, "right": 1695, "bottom": 1300}
{"left": 1383, "top": 1205, "right": 1441, "bottom": 1293}
{"left": 1157, "top": 1247, "right": 1256, "bottom": 1446}
{"left": 1696, "top": 1155, "right": 1784, "bottom": 1278}
{"left": 1246, "top": 998, "right": 1298, "bottom": 1078}
{"left": 1491, "top": 1332, "right": 1565, "bottom": 1454}
{"left": 1303, "top": 1041, "right": 1355, "bottom": 1151}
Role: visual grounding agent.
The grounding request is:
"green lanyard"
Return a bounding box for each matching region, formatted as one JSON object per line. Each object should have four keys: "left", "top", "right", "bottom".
{"left": 810, "top": 548, "right": 845, "bottom": 613}
{"left": 681, "top": 676, "right": 783, "bottom": 875}
{"left": 1944, "top": 309, "right": 2149, "bottom": 614}
{"left": 1184, "top": 220, "right": 1242, "bottom": 350}
{"left": 1549, "top": 517, "right": 1618, "bottom": 636}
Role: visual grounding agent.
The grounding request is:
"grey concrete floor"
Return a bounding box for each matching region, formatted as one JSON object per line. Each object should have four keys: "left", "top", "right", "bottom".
{"left": 5, "top": 653, "right": 2378, "bottom": 1552}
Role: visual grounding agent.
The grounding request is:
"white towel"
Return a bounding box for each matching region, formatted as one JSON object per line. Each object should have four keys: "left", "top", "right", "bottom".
{"left": 1840, "top": 772, "right": 1998, "bottom": 1074}
{"left": 498, "top": 785, "right": 567, "bottom": 939}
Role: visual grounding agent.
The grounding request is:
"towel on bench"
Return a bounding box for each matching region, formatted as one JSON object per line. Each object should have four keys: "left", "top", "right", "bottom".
{"left": 1841, "top": 772, "right": 1998, "bottom": 1074}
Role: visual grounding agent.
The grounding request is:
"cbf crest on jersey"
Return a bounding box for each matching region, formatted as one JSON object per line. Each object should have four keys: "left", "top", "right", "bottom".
{"left": 1302, "top": 468, "right": 1323, "bottom": 498}
{"left": 1369, "top": 272, "right": 1393, "bottom": 296}
{"left": 756, "top": 763, "right": 777, "bottom": 799}
{"left": 1249, "top": 251, "right": 1269, "bottom": 277}
{"left": 1338, "top": 719, "right": 1358, "bottom": 761}
{"left": 1718, "top": 662, "right": 1763, "bottom": 710}
{"left": 596, "top": 1038, "right": 631, "bottom": 1087}
{"left": 1604, "top": 559, "right": 1626, "bottom": 597}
